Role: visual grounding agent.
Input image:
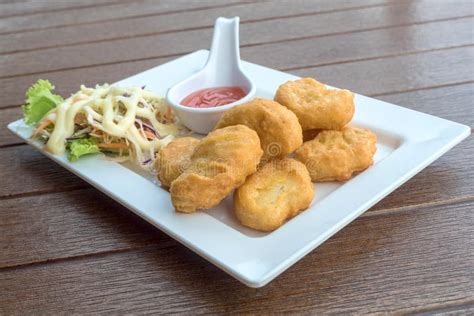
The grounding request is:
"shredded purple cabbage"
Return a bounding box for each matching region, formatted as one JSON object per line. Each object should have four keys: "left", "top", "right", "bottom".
{"left": 135, "top": 119, "right": 160, "bottom": 138}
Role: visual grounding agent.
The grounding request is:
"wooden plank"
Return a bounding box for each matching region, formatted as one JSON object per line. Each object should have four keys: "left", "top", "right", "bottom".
{"left": 0, "top": 0, "right": 25, "bottom": 4}
{"left": 378, "top": 82, "right": 474, "bottom": 127}
{"left": 415, "top": 303, "right": 474, "bottom": 315}
{"left": 0, "top": 0, "right": 129, "bottom": 18}
{"left": 0, "top": 56, "right": 171, "bottom": 109}
{"left": 1, "top": 0, "right": 471, "bottom": 78}
{"left": 292, "top": 46, "right": 474, "bottom": 96}
{"left": 0, "top": 135, "right": 471, "bottom": 268}
{"left": 0, "top": 18, "right": 472, "bottom": 109}
{"left": 0, "top": 0, "right": 388, "bottom": 54}
{"left": 0, "top": 0, "right": 254, "bottom": 34}
{"left": 243, "top": 17, "right": 474, "bottom": 72}
{"left": 0, "top": 0, "right": 26, "bottom": 4}
{"left": 0, "top": 200, "right": 472, "bottom": 313}
{"left": 2, "top": 81, "right": 472, "bottom": 148}
{"left": 0, "top": 106, "right": 21, "bottom": 146}
{"left": 1, "top": 1, "right": 471, "bottom": 313}
{"left": 0, "top": 145, "right": 88, "bottom": 198}
{"left": 0, "top": 188, "right": 167, "bottom": 268}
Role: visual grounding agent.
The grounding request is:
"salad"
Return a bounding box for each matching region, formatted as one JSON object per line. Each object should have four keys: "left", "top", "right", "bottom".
{"left": 23, "top": 79, "right": 186, "bottom": 171}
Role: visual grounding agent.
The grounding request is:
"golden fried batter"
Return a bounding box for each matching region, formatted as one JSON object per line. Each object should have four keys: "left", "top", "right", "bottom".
{"left": 295, "top": 127, "right": 377, "bottom": 182}
{"left": 274, "top": 77, "right": 355, "bottom": 130}
{"left": 170, "top": 125, "right": 263, "bottom": 213}
{"left": 214, "top": 98, "right": 302, "bottom": 163}
{"left": 155, "top": 137, "right": 200, "bottom": 188}
{"left": 303, "top": 129, "right": 321, "bottom": 142}
{"left": 234, "top": 158, "right": 314, "bottom": 232}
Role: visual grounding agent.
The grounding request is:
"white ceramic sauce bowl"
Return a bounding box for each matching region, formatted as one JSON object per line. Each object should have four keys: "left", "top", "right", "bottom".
{"left": 166, "top": 17, "right": 256, "bottom": 134}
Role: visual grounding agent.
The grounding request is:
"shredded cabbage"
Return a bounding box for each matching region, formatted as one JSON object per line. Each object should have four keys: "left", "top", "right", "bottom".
{"left": 24, "top": 80, "right": 185, "bottom": 169}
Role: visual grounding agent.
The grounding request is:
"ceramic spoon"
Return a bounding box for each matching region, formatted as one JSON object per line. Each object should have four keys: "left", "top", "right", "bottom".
{"left": 166, "top": 17, "right": 256, "bottom": 134}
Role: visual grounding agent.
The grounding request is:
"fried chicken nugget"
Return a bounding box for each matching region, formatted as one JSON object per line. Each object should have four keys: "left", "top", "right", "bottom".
{"left": 155, "top": 137, "right": 200, "bottom": 187}
{"left": 303, "top": 129, "right": 321, "bottom": 142}
{"left": 295, "top": 127, "right": 377, "bottom": 182}
{"left": 214, "top": 98, "right": 302, "bottom": 163}
{"left": 274, "top": 77, "right": 355, "bottom": 130}
{"left": 234, "top": 158, "right": 314, "bottom": 232}
{"left": 170, "top": 125, "right": 263, "bottom": 213}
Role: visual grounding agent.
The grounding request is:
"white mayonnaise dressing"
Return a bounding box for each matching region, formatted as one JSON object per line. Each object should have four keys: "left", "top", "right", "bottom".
{"left": 44, "top": 84, "right": 181, "bottom": 165}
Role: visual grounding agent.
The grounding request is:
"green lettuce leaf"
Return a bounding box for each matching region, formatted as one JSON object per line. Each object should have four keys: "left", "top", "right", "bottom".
{"left": 68, "top": 138, "right": 100, "bottom": 162}
{"left": 22, "top": 79, "right": 63, "bottom": 125}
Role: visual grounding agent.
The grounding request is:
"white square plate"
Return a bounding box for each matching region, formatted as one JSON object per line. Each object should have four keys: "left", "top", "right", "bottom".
{"left": 8, "top": 50, "right": 470, "bottom": 287}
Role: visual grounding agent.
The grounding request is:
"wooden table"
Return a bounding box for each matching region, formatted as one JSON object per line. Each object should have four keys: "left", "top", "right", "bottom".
{"left": 1, "top": 0, "right": 473, "bottom": 313}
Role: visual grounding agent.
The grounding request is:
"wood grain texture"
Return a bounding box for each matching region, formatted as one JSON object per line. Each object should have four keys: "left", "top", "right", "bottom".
{"left": 243, "top": 17, "right": 474, "bottom": 71}
{"left": 0, "top": 0, "right": 473, "bottom": 313}
{"left": 293, "top": 46, "right": 474, "bottom": 96}
{"left": 1, "top": 0, "right": 471, "bottom": 78}
{"left": 0, "top": 0, "right": 130, "bottom": 18}
{"left": 0, "top": 145, "right": 87, "bottom": 198}
{"left": 378, "top": 82, "right": 474, "bottom": 127}
{"left": 0, "top": 0, "right": 247, "bottom": 34}
{"left": 0, "top": 201, "right": 472, "bottom": 314}
{"left": 0, "top": 0, "right": 388, "bottom": 54}
{"left": 0, "top": 56, "right": 172, "bottom": 108}
{"left": 0, "top": 106, "right": 22, "bottom": 146}
{"left": 1, "top": 17, "right": 473, "bottom": 109}
{"left": 416, "top": 303, "right": 474, "bottom": 315}
{"left": 0, "top": 188, "right": 167, "bottom": 268}
{"left": 0, "top": 136, "right": 471, "bottom": 268}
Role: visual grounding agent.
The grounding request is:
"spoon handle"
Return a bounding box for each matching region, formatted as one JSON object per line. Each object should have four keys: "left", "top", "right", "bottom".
{"left": 206, "top": 17, "right": 241, "bottom": 77}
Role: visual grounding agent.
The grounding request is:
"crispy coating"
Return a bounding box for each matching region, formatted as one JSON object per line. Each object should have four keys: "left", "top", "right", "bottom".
{"left": 214, "top": 98, "right": 303, "bottom": 163}
{"left": 155, "top": 137, "right": 200, "bottom": 188}
{"left": 234, "top": 158, "right": 314, "bottom": 232}
{"left": 274, "top": 77, "right": 355, "bottom": 130}
{"left": 295, "top": 127, "right": 377, "bottom": 182}
{"left": 170, "top": 125, "right": 263, "bottom": 213}
{"left": 303, "top": 129, "right": 321, "bottom": 142}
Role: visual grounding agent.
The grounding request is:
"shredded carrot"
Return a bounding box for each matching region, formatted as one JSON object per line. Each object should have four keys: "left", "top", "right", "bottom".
{"left": 97, "top": 142, "right": 129, "bottom": 149}
{"left": 164, "top": 107, "right": 172, "bottom": 121}
{"left": 32, "top": 120, "right": 52, "bottom": 138}
{"left": 143, "top": 130, "right": 156, "bottom": 140}
{"left": 91, "top": 128, "right": 102, "bottom": 135}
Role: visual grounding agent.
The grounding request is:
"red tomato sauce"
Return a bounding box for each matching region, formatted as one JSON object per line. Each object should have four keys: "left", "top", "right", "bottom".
{"left": 181, "top": 86, "right": 246, "bottom": 108}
